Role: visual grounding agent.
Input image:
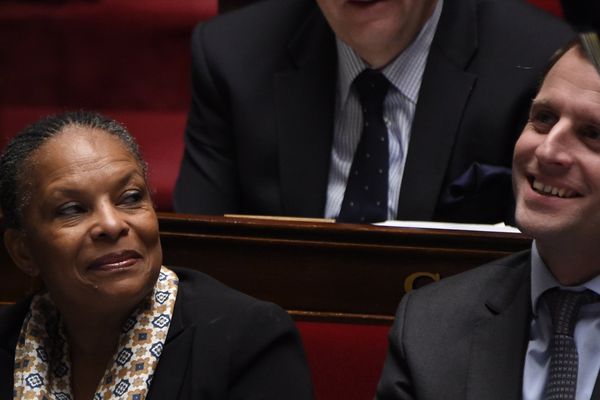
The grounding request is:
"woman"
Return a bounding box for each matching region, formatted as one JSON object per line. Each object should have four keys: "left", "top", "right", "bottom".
{"left": 0, "top": 111, "right": 313, "bottom": 399}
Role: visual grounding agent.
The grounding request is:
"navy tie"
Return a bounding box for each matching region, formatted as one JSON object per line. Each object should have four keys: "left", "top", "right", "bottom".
{"left": 543, "top": 288, "right": 600, "bottom": 400}
{"left": 338, "top": 69, "right": 390, "bottom": 223}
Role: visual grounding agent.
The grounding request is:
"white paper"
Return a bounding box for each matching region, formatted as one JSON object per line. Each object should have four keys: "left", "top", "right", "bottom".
{"left": 374, "top": 220, "right": 522, "bottom": 233}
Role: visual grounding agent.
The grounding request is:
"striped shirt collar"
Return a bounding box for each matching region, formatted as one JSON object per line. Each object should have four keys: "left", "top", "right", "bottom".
{"left": 530, "top": 240, "right": 600, "bottom": 316}
{"left": 336, "top": 0, "right": 443, "bottom": 106}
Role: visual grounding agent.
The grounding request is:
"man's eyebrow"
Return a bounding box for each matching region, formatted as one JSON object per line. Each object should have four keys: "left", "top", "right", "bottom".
{"left": 530, "top": 98, "right": 553, "bottom": 108}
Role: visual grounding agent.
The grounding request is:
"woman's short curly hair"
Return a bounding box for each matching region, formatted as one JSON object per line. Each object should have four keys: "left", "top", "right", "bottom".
{"left": 0, "top": 110, "right": 147, "bottom": 229}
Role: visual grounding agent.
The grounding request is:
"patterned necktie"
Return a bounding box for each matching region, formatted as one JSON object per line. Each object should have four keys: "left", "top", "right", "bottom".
{"left": 543, "top": 288, "right": 600, "bottom": 400}
{"left": 338, "top": 69, "right": 391, "bottom": 223}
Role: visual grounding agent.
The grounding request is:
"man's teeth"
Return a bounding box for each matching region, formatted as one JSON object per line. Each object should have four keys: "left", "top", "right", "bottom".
{"left": 532, "top": 179, "right": 576, "bottom": 198}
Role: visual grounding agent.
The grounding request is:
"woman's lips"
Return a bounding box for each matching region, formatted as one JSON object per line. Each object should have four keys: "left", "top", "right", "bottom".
{"left": 88, "top": 250, "right": 142, "bottom": 272}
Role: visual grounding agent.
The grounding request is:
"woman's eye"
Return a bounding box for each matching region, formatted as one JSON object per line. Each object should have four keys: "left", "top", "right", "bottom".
{"left": 120, "top": 190, "right": 143, "bottom": 206}
{"left": 57, "top": 202, "right": 85, "bottom": 217}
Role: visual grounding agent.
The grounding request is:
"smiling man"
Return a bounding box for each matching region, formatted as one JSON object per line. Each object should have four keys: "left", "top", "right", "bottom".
{"left": 175, "top": 0, "right": 572, "bottom": 223}
{"left": 376, "top": 33, "right": 600, "bottom": 399}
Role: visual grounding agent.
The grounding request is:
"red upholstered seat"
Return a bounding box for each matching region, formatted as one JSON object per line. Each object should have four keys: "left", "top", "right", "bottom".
{"left": 296, "top": 321, "right": 391, "bottom": 400}
{"left": 0, "top": 0, "right": 217, "bottom": 110}
{"left": 0, "top": 0, "right": 216, "bottom": 210}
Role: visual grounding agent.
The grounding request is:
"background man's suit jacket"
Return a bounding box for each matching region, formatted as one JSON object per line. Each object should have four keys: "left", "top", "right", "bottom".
{"left": 0, "top": 268, "right": 314, "bottom": 399}
{"left": 376, "top": 250, "right": 600, "bottom": 400}
{"left": 174, "top": 0, "right": 573, "bottom": 223}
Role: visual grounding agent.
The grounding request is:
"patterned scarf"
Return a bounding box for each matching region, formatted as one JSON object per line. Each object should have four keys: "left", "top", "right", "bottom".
{"left": 13, "top": 266, "right": 179, "bottom": 400}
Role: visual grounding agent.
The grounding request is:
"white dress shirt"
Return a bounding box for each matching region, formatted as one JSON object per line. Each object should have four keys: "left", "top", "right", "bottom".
{"left": 324, "top": 0, "right": 443, "bottom": 220}
{"left": 523, "top": 242, "right": 600, "bottom": 399}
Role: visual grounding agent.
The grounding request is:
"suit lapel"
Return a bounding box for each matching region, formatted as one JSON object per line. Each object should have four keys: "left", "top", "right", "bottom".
{"left": 397, "top": 0, "right": 478, "bottom": 220}
{"left": 593, "top": 375, "right": 600, "bottom": 400}
{"left": 274, "top": 7, "right": 336, "bottom": 217}
{"left": 466, "top": 255, "right": 531, "bottom": 400}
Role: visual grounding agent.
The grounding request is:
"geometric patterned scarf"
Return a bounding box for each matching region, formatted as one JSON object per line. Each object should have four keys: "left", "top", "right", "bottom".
{"left": 13, "top": 266, "right": 179, "bottom": 400}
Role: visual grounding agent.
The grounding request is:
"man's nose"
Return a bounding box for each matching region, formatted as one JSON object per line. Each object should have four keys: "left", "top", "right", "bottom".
{"left": 534, "top": 120, "right": 575, "bottom": 168}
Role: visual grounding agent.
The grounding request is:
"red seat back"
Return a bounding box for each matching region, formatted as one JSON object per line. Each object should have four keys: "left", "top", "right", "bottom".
{"left": 527, "top": 0, "right": 563, "bottom": 17}
{"left": 296, "top": 321, "right": 391, "bottom": 400}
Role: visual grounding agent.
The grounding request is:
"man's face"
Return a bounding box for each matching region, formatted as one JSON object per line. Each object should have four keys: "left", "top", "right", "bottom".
{"left": 513, "top": 46, "right": 600, "bottom": 247}
{"left": 316, "top": 0, "right": 438, "bottom": 67}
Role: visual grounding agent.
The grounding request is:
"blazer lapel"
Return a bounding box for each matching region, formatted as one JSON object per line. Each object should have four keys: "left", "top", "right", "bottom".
{"left": 147, "top": 299, "right": 194, "bottom": 399}
{"left": 1, "top": 299, "right": 197, "bottom": 399}
{"left": 397, "top": 0, "right": 478, "bottom": 220}
{"left": 274, "top": 7, "right": 336, "bottom": 217}
{"left": 0, "top": 348, "right": 13, "bottom": 399}
{"left": 467, "top": 256, "right": 531, "bottom": 400}
{"left": 0, "top": 300, "right": 31, "bottom": 399}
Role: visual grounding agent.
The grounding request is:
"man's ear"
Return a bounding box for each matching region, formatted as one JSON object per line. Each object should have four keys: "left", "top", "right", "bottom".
{"left": 4, "top": 229, "right": 39, "bottom": 277}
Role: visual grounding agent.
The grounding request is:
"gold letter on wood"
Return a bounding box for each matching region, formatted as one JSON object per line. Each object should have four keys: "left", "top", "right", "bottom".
{"left": 404, "top": 272, "right": 440, "bottom": 293}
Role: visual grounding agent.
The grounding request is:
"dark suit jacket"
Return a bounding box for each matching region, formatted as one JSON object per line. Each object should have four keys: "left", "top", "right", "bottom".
{"left": 174, "top": 0, "right": 573, "bottom": 223}
{"left": 375, "top": 250, "right": 600, "bottom": 399}
{"left": 0, "top": 268, "right": 314, "bottom": 399}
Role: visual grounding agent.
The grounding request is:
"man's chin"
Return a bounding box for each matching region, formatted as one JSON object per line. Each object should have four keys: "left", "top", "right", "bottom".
{"left": 514, "top": 209, "right": 553, "bottom": 239}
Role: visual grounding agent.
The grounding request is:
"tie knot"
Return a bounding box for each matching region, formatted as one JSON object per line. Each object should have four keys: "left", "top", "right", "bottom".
{"left": 354, "top": 69, "right": 390, "bottom": 110}
{"left": 544, "top": 288, "right": 600, "bottom": 336}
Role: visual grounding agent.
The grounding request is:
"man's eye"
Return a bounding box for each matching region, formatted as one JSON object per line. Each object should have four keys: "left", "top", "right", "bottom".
{"left": 530, "top": 109, "right": 558, "bottom": 131}
{"left": 581, "top": 126, "right": 600, "bottom": 141}
{"left": 57, "top": 202, "right": 85, "bottom": 217}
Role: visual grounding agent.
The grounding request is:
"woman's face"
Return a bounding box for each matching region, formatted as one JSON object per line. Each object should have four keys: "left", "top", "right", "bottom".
{"left": 5, "top": 126, "right": 162, "bottom": 317}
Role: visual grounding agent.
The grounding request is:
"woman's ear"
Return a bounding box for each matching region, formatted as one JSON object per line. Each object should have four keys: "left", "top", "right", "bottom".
{"left": 4, "top": 229, "right": 40, "bottom": 277}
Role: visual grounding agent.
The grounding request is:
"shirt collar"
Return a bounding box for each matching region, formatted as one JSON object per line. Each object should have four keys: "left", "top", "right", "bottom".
{"left": 335, "top": 0, "right": 443, "bottom": 106}
{"left": 530, "top": 240, "right": 600, "bottom": 315}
